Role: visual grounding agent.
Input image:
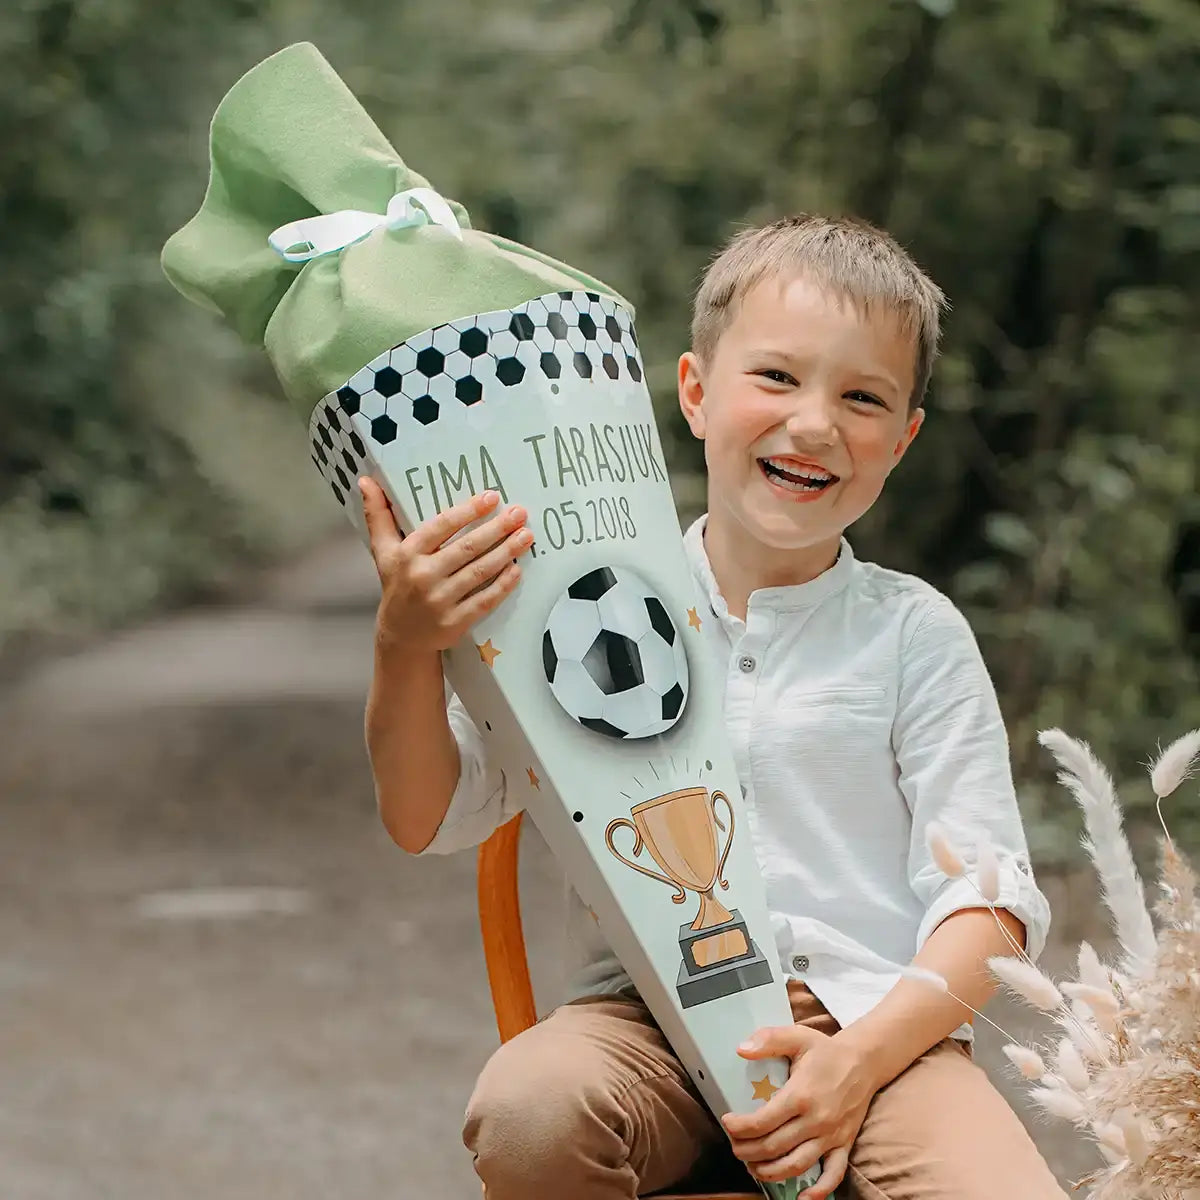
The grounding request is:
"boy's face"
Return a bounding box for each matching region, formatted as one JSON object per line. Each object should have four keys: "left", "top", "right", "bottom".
{"left": 678, "top": 274, "right": 924, "bottom": 559}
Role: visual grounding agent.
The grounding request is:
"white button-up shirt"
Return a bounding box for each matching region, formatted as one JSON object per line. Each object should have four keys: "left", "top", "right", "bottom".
{"left": 423, "top": 515, "right": 1050, "bottom": 1040}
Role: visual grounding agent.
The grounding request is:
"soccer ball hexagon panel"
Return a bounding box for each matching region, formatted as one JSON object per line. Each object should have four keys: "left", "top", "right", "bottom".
{"left": 543, "top": 566, "right": 688, "bottom": 740}
{"left": 308, "top": 291, "right": 644, "bottom": 512}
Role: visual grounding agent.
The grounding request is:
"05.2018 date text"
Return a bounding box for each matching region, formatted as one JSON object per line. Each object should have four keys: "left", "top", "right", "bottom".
{"left": 532, "top": 496, "right": 637, "bottom": 555}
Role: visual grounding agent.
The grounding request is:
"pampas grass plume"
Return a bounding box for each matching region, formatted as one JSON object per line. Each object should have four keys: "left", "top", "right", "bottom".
{"left": 926, "top": 821, "right": 966, "bottom": 878}
{"left": 1077, "top": 941, "right": 1110, "bottom": 992}
{"left": 1119, "top": 1115, "right": 1151, "bottom": 1166}
{"left": 1149, "top": 728, "right": 1200, "bottom": 798}
{"left": 1037, "top": 728, "right": 1157, "bottom": 974}
{"left": 989, "top": 954, "right": 1064, "bottom": 1011}
{"left": 1063, "top": 1003, "right": 1109, "bottom": 1064}
{"left": 1094, "top": 1122, "right": 1127, "bottom": 1158}
{"left": 1003, "top": 1044, "right": 1047, "bottom": 1080}
{"left": 1093, "top": 1122, "right": 1128, "bottom": 1166}
{"left": 1031, "top": 1085, "right": 1088, "bottom": 1123}
{"left": 1061, "top": 981, "right": 1120, "bottom": 1016}
{"left": 976, "top": 837, "right": 1001, "bottom": 902}
{"left": 901, "top": 963, "right": 949, "bottom": 991}
{"left": 1054, "top": 1037, "right": 1091, "bottom": 1092}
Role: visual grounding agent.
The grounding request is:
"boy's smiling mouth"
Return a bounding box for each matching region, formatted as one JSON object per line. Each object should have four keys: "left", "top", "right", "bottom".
{"left": 758, "top": 455, "right": 840, "bottom": 495}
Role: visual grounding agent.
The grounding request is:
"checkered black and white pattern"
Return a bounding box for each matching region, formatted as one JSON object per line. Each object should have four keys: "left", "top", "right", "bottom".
{"left": 309, "top": 291, "right": 643, "bottom": 510}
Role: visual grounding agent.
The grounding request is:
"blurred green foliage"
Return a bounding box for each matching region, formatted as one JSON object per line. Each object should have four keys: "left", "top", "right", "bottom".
{"left": 1, "top": 0, "right": 1197, "bottom": 852}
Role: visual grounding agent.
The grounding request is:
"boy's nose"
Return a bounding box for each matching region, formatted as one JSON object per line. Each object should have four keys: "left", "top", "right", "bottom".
{"left": 784, "top": 397, "right": 838, "bottom": 446}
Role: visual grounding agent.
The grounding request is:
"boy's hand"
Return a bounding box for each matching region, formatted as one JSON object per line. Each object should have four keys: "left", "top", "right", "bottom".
{"left": 721, "top": 1025, "right": 877, "bottom": 1199}
{"left": 359, "top": 478, "right": 533, "bottom": 655}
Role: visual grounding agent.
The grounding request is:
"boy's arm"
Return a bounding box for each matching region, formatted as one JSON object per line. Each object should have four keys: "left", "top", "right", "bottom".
{"left": 895, "top": 595, "right": 1049, "bottom": 958}
{"left": 834, "top": 909, "right": 1026, "bottom": 1092}
{"left": 420, "top": 680, "right": 518, "bottom": 855}
{"left": 836, "top": 594, "right": 1050, "bottom": 1083}
{"left": 367, "top": 641, "right": 513, "bottom": 856}
{"left": 360, "top": 480, "right": 528, "bottom": 856}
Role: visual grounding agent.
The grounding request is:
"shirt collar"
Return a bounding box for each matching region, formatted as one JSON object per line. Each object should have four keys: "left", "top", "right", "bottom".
{"left": 683, "top": 513, "right": 856, "bottom": 622}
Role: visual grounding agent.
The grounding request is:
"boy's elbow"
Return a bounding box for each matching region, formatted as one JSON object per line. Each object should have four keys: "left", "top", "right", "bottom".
{"left": 376, "top": 789, "right": 439, "bottom": 856}
{"left": 383, "top": 819, "right": 432, "bottom": 857}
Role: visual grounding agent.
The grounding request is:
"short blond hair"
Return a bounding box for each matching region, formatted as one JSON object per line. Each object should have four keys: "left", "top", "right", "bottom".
{"left": 691, "top": 214, "right": 948, "bottom": 408}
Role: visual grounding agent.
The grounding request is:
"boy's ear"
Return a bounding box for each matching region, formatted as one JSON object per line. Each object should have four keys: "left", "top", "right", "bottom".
{"left": 678, "top": 352, "right": 707, "bottom": 439}
{"left": 892, "top": 406, "right": 925, "bottom": 464}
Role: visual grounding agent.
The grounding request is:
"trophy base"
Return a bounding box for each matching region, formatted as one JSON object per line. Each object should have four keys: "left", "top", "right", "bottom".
{"left": 680, "top": 908, "right": 756, "bottom": 975}
{"left": 675, "top": 932, "right": 774, "bottom": 1009}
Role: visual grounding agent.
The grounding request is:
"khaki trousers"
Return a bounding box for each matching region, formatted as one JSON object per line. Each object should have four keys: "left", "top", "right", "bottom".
{"left": 464, "top": 981, "right": 1067, "bottom": 1200}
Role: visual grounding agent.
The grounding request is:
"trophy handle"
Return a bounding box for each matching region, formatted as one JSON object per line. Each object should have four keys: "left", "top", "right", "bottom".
{"left": 604, "top": 817, "right": 687, "bottom": 904}
{"left": 710, "top": 790, "right": 735, "bottom": 892}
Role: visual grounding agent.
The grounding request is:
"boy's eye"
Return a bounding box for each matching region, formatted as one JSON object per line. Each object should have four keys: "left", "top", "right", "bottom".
{"left": 756, "top": 368, "right": 796, "bottom": 385}
{"left": 847, "top": 390, "right": 887, "bottom": 409}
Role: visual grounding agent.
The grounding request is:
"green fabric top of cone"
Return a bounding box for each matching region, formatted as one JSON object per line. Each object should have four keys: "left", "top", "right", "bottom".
{"left": 161, "top": 42, "right": 628, "bottom": 422}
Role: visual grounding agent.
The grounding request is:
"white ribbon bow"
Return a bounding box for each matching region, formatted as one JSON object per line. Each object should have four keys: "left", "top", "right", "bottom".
{"left": 267, "top": 187, "right": 463, "bottom": 263}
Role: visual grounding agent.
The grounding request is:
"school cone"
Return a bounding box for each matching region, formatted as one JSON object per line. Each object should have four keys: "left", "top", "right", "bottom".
{"left": 162, "top": 42, "right": 824, "bottom": 1200}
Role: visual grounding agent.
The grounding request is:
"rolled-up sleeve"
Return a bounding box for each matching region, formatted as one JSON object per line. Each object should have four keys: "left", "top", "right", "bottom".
{"left": 417, "top": 683, "right": 521, "bottom": 856}
{"left": 894, "top": 596, "right": 1051, "bottom": 962}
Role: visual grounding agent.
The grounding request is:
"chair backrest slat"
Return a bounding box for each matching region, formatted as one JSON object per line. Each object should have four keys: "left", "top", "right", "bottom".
{"left": 477, "top": 812, "right": 537, "bottom": 1043}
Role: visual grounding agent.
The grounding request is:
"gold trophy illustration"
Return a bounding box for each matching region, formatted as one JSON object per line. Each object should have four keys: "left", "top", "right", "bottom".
{"left": 605, "top": 787, "right": 773, "bottom": 1008}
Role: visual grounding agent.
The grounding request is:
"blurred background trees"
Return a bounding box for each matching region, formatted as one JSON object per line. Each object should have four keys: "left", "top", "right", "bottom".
{"left": 2, "top": 0, "right": 1197, "bottom": 851}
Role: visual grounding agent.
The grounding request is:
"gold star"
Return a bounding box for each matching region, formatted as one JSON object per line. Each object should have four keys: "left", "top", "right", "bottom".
{"left": 687, "top": 606, "right": 702, "bottom": 631}
{"left": 750, "top": 1075, "right": 779, "bottom": 1102}
{"left": 476, "top": 639, "right": 501, "bottom": 668}
{"left": 527, "top": 765, "right": 540, "bottom": 790}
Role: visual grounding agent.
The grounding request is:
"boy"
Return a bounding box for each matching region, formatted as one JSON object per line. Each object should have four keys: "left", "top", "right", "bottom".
{"left": 359, "top": 215, "right": 1067, "bottom": 1199}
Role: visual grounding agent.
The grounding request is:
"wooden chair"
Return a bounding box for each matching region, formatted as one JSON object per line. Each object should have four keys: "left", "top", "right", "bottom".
{"left": 477, "top": 812, "right": 759, "bottom": 1200}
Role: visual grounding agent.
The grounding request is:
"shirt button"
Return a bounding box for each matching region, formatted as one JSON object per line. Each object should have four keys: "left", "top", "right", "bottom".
{"left": 791, "top": 955, "right": 809, "bottom": 973}
{"left": 738, "top": 655, "right": 756, "bottom": 673}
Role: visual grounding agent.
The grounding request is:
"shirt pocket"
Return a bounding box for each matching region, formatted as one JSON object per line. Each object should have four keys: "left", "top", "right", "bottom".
{"left": 784, "top": 684, "right": 889, "bottom": 708}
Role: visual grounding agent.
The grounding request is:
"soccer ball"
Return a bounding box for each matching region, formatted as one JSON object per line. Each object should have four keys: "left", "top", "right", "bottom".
{"left": 542, "top": 566, "right": 688, "bottom": 740}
